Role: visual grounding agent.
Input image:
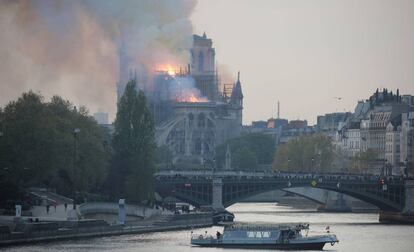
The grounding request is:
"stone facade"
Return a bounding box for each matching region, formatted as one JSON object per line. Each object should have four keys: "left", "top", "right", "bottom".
{"left": 156, "top": 95, "right": 243, "bottom": 166}
{"left": 341, "top": 127, "right": 361, "bottom": 157}
{"left": 334, "top": 89, "right": 413, "bottom": 174}
{"left": 155, "top": 34, "right": 243, "bottom": 168}
{"left": 360, "top": 104, "right": 409, "bottom": 161}
{"left": 385, "top": 122, "right": 401, "bottom": 168}
{"left": 191, "top": 33, "right": 218, "bottom": 102}
{"left": 400, "top": 112, "right": 414, "bottom": 166}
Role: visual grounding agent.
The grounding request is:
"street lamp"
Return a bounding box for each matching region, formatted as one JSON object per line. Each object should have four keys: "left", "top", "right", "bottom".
{"left": 287, "top": 158, "right": 290, "bottom": 170}
{"left": 72, "top": 128, "right": 80, "bottom": 209}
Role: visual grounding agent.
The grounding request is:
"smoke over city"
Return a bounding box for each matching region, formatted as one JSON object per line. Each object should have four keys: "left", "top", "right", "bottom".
{"left": 0, "top": 0, "right": 197, "bottom": 119}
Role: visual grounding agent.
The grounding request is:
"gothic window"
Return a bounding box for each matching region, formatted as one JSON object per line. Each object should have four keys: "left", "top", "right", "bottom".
{"left": 198, "top": 51, "right": 204, "bottom": 72}
{"left": 207, "top": 119, "right": 214, "bottom": 128}
{"left": 188, "top": 113, "right": 194, "bottom": 127}
{"left": 195, "top": 138, "right": 202, "bottom": 154}
{"left": 198, "top": 113, "right": 205, "bottom": 128}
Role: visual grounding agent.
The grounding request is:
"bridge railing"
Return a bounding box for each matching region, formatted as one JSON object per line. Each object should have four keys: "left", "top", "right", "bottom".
{"left": 155, "top": 170, "right": 405, "bottom": 185}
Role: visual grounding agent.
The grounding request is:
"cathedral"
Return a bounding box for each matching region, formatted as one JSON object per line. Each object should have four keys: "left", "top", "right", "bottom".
{"left": 156, "top": 33, "right": 243, "bottom": 167}
{"left": 116, "top": 33, "right": 244, "bottom": 168}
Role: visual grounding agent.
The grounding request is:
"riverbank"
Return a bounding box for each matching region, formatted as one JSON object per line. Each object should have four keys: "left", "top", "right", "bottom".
{"left": 3, "top": 203, "right": 414, "bottom": 252}
{"left": 0, "top": 212, "right": 213, "bottom": 247}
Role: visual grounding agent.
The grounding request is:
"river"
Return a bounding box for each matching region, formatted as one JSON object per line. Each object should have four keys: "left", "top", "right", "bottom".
{"left": 4, "top": 202, "right": 414, "bottom": 252}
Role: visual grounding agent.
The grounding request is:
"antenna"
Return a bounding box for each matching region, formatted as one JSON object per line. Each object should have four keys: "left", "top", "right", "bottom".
{"left": 277, "top": 100, "right": 280, "bottom": 119}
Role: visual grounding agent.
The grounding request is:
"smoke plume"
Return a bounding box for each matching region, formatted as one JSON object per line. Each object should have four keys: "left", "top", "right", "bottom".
{"left": 169, "top": 77, "right": 208, "bottom": 103}
{"left": 0, "top": 0, "right": 197, "bottom": 120}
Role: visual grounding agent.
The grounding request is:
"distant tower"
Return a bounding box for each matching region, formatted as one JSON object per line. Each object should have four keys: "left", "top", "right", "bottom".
{"left": 230, "top": 71, "right": 244, "bottom": 108}
{"left": 230, "top": 71, "right": 244, "bottom": 126}
{"left": 277, "top": 100, "right": 280, "bottom": 119}
{"left": 191, "top": 33, "right": 218, "bottom": 101}
{"left": 225, "top": 144, "right": 232, "bottom": 170}
{"left": 191, "top": 32, "right": 215, "bottom": 74}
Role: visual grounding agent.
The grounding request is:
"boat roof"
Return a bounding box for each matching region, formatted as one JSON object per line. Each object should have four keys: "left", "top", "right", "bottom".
{"left": 225, "top": 223, "right": 309, "bottom": 231}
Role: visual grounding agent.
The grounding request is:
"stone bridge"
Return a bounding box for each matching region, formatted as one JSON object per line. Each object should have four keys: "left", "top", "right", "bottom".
{"left": 154, "top": 171, "right": 414, "bottom": 223}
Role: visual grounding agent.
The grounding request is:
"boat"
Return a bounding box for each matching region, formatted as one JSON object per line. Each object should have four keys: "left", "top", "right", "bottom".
{"left": 191, "top": 223, "right": 338, "bottom": 250}
{"left": 212, "top": 209, "right": 234, "bottom": 225}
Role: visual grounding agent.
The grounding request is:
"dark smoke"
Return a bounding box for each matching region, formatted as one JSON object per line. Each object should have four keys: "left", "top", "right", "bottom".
{"left": 0, "top": 0, "right": 197, "bottom": 120}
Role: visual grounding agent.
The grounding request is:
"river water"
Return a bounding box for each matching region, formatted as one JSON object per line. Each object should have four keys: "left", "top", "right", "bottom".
{"left": 5, "top": 202, "right": 414, "bottom": 252}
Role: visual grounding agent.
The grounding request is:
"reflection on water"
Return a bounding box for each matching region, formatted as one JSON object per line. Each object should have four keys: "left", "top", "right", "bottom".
{"left": 227, "top": 203, "right": 379, "bottom": 224}
{"left": 4, "top": 202, "right": 414, "bottom": 252}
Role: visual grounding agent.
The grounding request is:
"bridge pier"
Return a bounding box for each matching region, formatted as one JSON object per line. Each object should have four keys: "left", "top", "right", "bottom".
{"left": 212, "top": 178, "right": 224, "bottom": 210}
{"left": 403, "top": 180, "right": 414, "bottom": 213}
{"left": 283, "top": 188, "right": 352, "bottom": 212}
{"left": 379, "top": 180, "right": 414, "bottom": 224}
{"left": 319, "top": 191, "right": 352, "bottom": 212}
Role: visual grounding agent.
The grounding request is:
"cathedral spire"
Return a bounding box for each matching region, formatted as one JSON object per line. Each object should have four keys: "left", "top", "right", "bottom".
{"left": 230, "top": 71, "right": 244, "bottom": 107}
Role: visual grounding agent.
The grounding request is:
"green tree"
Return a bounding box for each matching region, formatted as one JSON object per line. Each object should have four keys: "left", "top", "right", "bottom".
{"left": 47, "top": 96, "right": 110, "bottom": 195}
{"left": 273, "top": 134, "right": 335, "bottom": 172}
{"left": 233, "top": 147, "right": 258, "bottom": 170}
{"left": 155, "top": 145, "right": 173, "bottom": 170}
{"left": 110, "top": 80, "right": 155, "bottom": 203}
{"left": 349, "top": 149, "right": 377, "bottom": 173}
{"left": 216, "top": 133, "right": 275, "bottom": 170}
{"left": 0, "top": 91, "right": 109, "bottom": 205}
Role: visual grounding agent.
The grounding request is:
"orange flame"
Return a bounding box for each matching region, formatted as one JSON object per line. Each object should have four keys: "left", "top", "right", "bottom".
{"left": 156, "top": 63, "right": 209, "bottom": 103}
{"left": 156, "top": 63, "right": 178, "bottom": 76}
{"left": 175, "top": 92, "right": 209, "bottom": 103}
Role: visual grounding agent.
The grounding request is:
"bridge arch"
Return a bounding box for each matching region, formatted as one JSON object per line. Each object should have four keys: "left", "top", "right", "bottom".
{"left": 221, "top": 187, "right": 327, "bottom": 208}
{"left": 154, "top": 172, "right": 405, "bottom": 212}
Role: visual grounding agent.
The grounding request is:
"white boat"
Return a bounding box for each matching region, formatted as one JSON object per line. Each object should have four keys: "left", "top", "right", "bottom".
{"left": 191, "top": 223, "right": 338, "bottom": 250}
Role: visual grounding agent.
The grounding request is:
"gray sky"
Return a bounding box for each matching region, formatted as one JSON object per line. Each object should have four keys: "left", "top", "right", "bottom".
{"left": 191, "top": 0, "right": 414, "bottom": 125}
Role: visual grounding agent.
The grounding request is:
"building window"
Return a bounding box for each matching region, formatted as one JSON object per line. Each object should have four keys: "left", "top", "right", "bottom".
{"left": 195, "top": 138, "right": 201, "bottom": 154}
{"left": 198, "top": 51, "right": 204, "bottom": 72}
{"left": 198, "top": 113, "right": 205, "bottom": 128}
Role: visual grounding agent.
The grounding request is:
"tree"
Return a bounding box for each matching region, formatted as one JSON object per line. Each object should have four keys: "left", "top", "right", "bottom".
{"left": 233, "top": 147, "right": 258, "bottom": 170}
{"left": 272, "top": 134, "right": 335, "bottom": 172}
{"left": 110, "top": 80, "right": 155, "bottom": 203}
{"left": 0, "top": 91, "right": 110, "bottom": 205}
{"left": 349, "top": 149, "right": 377, "bottom": 173}
{"left": 215, "top": 133, "right": 275, "bottom": 171}
{"left": 47, "top": 96, "right": 110, "bottom": 195}
{"left": 155, "top": 145, "right": 173, "bottom": 170}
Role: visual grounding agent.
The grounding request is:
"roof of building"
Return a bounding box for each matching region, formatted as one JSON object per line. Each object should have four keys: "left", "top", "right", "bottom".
{"left": 193, "top": 33, "right": 212, "bottom": 47}
{"left": 353, "top": 100, "right": 371, "bottom": 119}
